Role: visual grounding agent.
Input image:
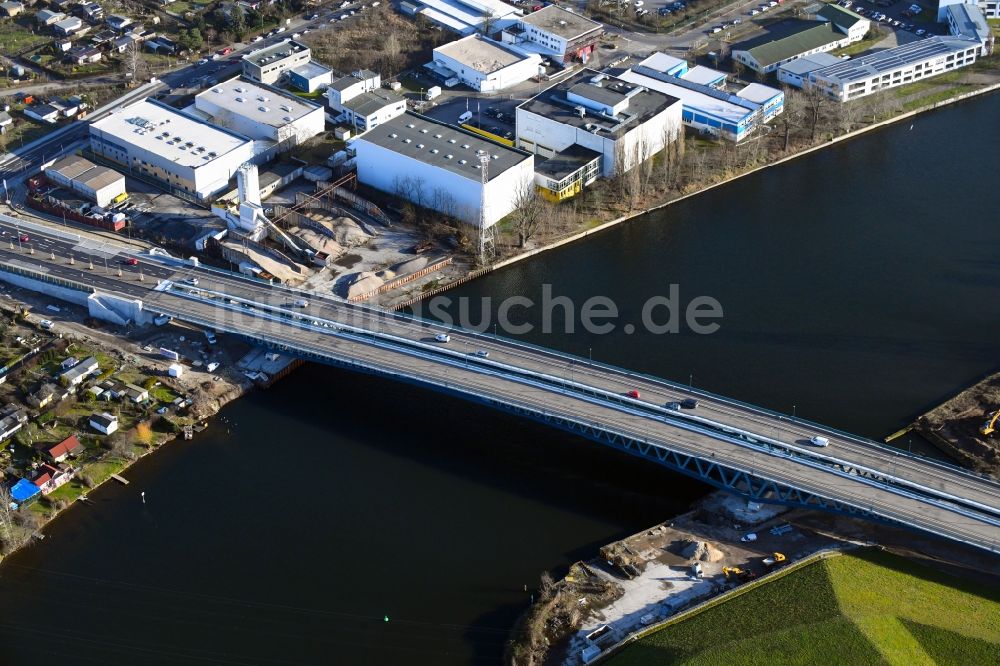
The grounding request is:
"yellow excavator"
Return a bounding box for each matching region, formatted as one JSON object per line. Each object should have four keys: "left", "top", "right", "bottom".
{"left": 982, "top": 411, "right": 999, "bottom": 437}
{"left": 762, "top": 552, "right": 786, "bottom": 567}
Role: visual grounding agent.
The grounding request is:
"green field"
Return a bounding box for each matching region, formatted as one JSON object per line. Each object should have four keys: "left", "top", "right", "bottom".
{"left": 608, "top": 550, "right": 1000, "bottom": 666}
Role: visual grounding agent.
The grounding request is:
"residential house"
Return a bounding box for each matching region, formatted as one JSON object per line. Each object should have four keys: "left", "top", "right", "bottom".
{"left": 55, "top": 37, "right": 73, "bottom": 52}
{"left": 78, "top": 1, "right": 102, "bottom": 20}
{"left": 53, "top": 16, "right": 84, "bottom": 36}
{"left": 27, "top": 382, "right": 60, "bottom": 408}
{"left": 96, "top": 378, "right": 125, "bottom": 400}
{"left": 0, "top": 404, "right": 26, "bottom": 441}
{"left": 89, "top": 412, "right": 118, "bottom": 435}
{"left": 0, "top": 1, "right": 25, "bottom": 17}
{"left": 59, "top": 356, "right": 79, "bottom": 370}
{"left": 32, "top": 462, "right": 73, "bottom": 494}
{"left": 49, "top": 98, "right": 80, "bottom": 118}
{"left": 59, "top": 355, "right": 99, "bottom": 386}
{"left": 24, "top": 104, "right": 61, "bottom": 123}
{"left": 112, "top": 34, "right": 134, "bottom": 52}
{"left": 90, "top": 28, "right": 117, "bottom": 45}
{"left": 36, "top": 8, "right": 65, "bottom": 25}
{"left": 123, "top": 383, "right": 149, "bottom": 403}
{"left": 105, "top": 13, "right": 130, "bottom": 31}
{"left": 41, "top": 434, "right": 83, "bottom": 463}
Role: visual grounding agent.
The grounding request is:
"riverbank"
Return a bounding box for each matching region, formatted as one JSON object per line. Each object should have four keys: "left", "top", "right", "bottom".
{"left": 391, "top": 77, "right": 1000, "bottom": 312}
{"left": 0, "top": 280, "right": 257, "bottom": 560}
{"left": 913, "top": 370, "right": 1000, "bottom": 478}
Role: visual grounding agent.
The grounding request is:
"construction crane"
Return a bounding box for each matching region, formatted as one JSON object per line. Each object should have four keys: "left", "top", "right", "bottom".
{"left": 981, "top": 411, "right": 999, "bottom": 437}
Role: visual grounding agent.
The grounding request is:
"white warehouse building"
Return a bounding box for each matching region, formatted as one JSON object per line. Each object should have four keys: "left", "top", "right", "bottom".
{"left": 193, "top": 78, "right": 325, "bottom": 149}
{"left": 430, "top": 35, "right": 541, "bottom": 93}
{"left": 516, "top": 69, "right": 682, "bottom": 178}
{"left": 350, "top": 112, "right": 534, "bottom": 227}
{"left": 89, "top": 98, "right": 255, "bottom": 201}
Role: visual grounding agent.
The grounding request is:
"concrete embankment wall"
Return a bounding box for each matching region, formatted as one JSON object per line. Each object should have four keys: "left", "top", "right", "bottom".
{"left": 0, "top": 266, "right": 151, "bottom": 326}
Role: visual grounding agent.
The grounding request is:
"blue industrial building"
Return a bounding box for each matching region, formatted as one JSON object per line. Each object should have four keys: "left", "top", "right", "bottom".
{"left": 618, "top": 53, "right": 784, "bottom": 142}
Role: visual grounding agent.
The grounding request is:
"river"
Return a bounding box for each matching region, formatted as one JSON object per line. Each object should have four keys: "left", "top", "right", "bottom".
{"left": 1, "top": 93, "right": 998, "bottom": 665}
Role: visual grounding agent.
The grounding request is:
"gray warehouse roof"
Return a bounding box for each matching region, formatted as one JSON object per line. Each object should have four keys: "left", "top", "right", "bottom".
{"left": 196, "top": 78, "right": 321, "bottom": 128}
{"left": 353, "top": 112, "right": 531, "bottom": 183}
{"left": 343, "top": 89, "right": 405, "bottom": 116}
{"left": 47, "top": 155, "right": 123, "bottom": 191}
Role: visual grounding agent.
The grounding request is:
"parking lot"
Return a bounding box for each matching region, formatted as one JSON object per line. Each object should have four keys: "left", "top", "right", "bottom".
{"left": 421, "top": 96, "right": 521, "bottom": 142}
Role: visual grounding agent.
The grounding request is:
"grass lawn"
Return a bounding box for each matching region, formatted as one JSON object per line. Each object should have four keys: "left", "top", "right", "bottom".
{"left": 608, "top": 550, "right": 1000, "bottom": 666}
{"left": 0, "top": 118, "right": 51, "bottom": 152}
{"left": 0, "top": 19, "right": 48, "bottom": 52}
{"left": 150, "top": 383, "right": 178, "bottom": 404}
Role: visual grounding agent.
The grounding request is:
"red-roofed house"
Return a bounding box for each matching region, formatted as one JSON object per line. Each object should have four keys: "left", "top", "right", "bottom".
{"left": 41, "top": 434, "right": 83, "bottom": 463}
{"left": 32, "top": 463, "right": 73, "bottom": 494}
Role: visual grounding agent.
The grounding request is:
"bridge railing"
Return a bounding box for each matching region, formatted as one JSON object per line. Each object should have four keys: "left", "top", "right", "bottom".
{"left": 143, "top": 257, "right": 996, "bottom": 487}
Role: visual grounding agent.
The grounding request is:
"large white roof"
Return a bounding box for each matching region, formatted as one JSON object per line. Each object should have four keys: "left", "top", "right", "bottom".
{"left": 195, "top": 78, "right": 320, "bottom": 128}
{"left": 89, "top": 98, "right": 252, "bottom": 169}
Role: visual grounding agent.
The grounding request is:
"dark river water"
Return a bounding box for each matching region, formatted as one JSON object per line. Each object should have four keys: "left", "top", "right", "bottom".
{"left": 1, "top": 93, "right": 999, "bottom": 666}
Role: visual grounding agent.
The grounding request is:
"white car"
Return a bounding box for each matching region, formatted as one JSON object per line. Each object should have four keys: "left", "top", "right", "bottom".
{"left": 473, "top": 350, "right": 490, "bottom": 358}
{"left": 634, "top": 0, "right": 643, "bottom": 5}
{"left": 39, "top": 319, "right": 53, "bottom": 331}
{"left": 809, "top": 435, "right": 830, "bottom": 447}
{"left": 435, "top": 333, "right": 451, "bottom": 343}
{"left": 711, "top": 26, "right": 722, "bottom": 32}
{"left": 253, "top": 35, "right": 264, "bottom": 41}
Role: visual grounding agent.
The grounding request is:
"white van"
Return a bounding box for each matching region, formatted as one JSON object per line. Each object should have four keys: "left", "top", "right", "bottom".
{"left": 809, "top": 435, "right": 830, "bottom": 447}
{"left": 458, "top": 111, "right": 473, "bottom": 123}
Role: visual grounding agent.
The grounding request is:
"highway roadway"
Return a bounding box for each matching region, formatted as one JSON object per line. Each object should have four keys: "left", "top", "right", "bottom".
{"left": 1, "top": 216, "right": 1000, "bottom": 554}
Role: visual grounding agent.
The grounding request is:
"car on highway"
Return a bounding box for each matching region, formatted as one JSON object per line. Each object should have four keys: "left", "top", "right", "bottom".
{"left": 680, "top": 398, "right": 698, "bottom": 409}
{"left": 253, "top": 35, "right": 264, "bottom": 41}
{"left": 809, "top": 435, "right": 830, "bottom": 447}
{"left": 309, "top": 13, "right": 319, "bottom": 19}
{"left": 218, "top": 47, "right": 232, "bottom": 55}
{"left": 665, "top": 401, "right": 681, "bottom": 410}
{"left": 18, "top": 234, "right": 28, "bottom": 242}
{"left": 124, "top": 257, "right": 138, "bottom": 266}
{"left": 198, "top": 58, "right": 209, "bottom": 65}
{"left": 626, "top": 390, "right": 641, "bottom": 399}
{"left": 184, "top": 277, "right": 199, "bottom": 286}
{"left": 435, "top": 333, "right": 451, "bottom": 343}
{"left": 473, "top": 350, "right": 490, "bottom": 358}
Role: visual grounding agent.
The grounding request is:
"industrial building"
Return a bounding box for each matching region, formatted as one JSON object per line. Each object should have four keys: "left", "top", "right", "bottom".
{"left": 429, "top": 35, "right": 541, "bottom": 92}
{"left": 805, "top": 36, "right": 980, "bottom": 101}
{"left": 287, "top": 61, "right": 334, "bottom": 93}
{"left": 350, "top": 112, "right": 534, "bottom": 227}
{"left": 938, "top": 0, "right": 999, "bottom": 19}
{"left": 45, "top": 155, "right": 126, "bottom": 207}
{"left": 615, "top": 54, "right": 783, "bottom": 143}
{"left": 516, "top": 69, "right": 682, "bottom": 178}
{"left": 777, "top": 52, "right": 842, "bottom": 87}
{"left": 399, "top": 0, "right": 521, "bottom": 35}
{"left": 242, "top": 39, "right": 311, "bottom": 85}
{"left": 193, "top": 78, "right": 325, "bottom": 150}
{"left": 326, "top": 70, "right": 407, "bottom": 132}
{"left": 89, "top": 98, "right": 255, "bottom": 201}
{"left": 944, "top": 3, "right": 993, "bottom": 55}
{"left": 500, "top": 5, "right": 604, "bottom": 67}
{"left": 733, "top": 4, "right": 869, "bottom": 74}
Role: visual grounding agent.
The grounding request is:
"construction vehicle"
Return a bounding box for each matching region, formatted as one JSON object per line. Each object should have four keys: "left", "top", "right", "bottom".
{"left": 981, "top": 411, "right": 999, "bottom": 437}
{"left": 762, "top": 552, "right": 786, "bottom": 567}
{"left": 722, "top": 566, "right": 745, "bottom": 579}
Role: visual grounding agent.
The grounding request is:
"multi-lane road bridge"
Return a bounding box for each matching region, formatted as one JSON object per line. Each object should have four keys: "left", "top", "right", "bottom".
{"left": 0, "top": 215, "right": 998, "bottom": 555}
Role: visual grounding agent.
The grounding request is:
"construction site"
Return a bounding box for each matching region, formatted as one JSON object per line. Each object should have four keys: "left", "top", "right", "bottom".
{"left": 911, "top": 370, "right": 1000, "bottom": 478}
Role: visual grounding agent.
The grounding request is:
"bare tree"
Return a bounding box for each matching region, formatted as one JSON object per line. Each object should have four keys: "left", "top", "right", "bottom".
{"left": 777, "top": 87, "right": 803, "bottom": 152}
{"left": 802, "top": 86, "right": 829, "bottom": 142}
{"left": 510, "top": 178, "right": 544, "bottom": 247}
{"left": 480, "top": 8, "right": 497, "bottom": 37}
{"left": 123, "top": 40, "right": 146, "bottom": 82}
{"left": 383, "top": 31, "right": 402, "bottom": 74}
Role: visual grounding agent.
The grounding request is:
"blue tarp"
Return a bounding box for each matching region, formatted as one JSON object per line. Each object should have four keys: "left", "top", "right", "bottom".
{"left": 10, "top": 479, "right": 39, "bottom": 503}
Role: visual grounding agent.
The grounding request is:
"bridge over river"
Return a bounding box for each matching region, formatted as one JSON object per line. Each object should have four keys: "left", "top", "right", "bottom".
{"left": 2, "top": 215, "right": 999, "bottom": 554}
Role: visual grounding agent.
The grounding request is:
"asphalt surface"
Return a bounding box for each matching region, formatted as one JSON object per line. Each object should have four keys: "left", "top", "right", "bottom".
{"left": 1, "top": 216, "right": 999, "bottom": 555}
